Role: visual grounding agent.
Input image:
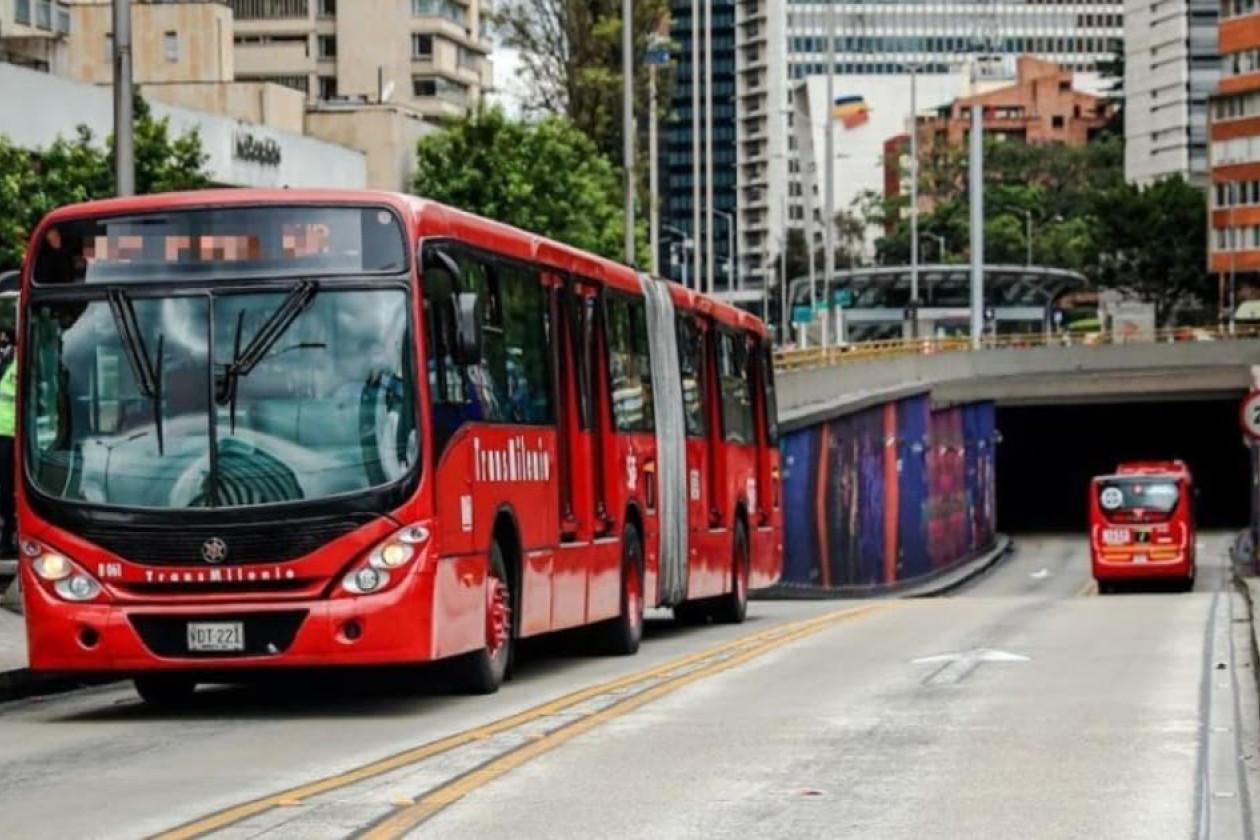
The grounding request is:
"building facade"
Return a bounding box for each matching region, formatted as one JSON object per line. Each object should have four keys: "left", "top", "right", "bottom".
{"left": 762, "top": 0, "right": 1125, "bottom": 277}
{"left": 785, "top": 1, "right": 1125, "bottom": 80}
{"left": 1125, "top": 0, "right": 1219, "bottom": 186}
{"left": 663, "top": 0, "right": 738, "bottom": 288}
{"left": 1209, "top": 0, "right": 1260, "bottom": 280}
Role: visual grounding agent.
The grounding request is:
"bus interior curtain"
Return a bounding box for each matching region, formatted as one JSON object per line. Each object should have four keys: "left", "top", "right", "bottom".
{"left": 639, "top": 273, "right": 688, "bottom": 605}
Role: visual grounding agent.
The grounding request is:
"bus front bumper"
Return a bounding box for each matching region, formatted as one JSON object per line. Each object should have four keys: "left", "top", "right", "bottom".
{"left": 21, "top": 565, "right": 444, "bottom": 674}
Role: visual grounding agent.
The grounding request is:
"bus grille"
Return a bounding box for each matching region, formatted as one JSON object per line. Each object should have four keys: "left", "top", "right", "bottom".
{"left": 75, "top": 515, "right": 373, "bottom": 566}
{"left": 129, "top": 611, "right": 308, "bottom": 658}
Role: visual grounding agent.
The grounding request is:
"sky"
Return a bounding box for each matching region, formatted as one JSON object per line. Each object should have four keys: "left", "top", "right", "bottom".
{"left": 489, "top": 45, "right": 526, "bottom": 116}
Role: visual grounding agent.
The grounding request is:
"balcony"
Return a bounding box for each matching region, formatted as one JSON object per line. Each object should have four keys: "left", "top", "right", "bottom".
{"left": 230, "top": 0, "right": 309, "bottom": 21}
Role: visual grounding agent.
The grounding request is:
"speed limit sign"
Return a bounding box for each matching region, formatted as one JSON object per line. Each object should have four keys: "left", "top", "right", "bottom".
{"left": 1241, "top": 390, "right": 1260, "bottom": 441}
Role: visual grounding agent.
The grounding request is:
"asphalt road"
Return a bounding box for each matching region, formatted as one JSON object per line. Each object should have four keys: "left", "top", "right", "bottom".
{"left": 0, "top": 533, "right": 1255, "bottom": 840}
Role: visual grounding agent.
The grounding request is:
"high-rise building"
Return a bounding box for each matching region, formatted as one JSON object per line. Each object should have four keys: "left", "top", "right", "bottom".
{"left": 1208, "top": 0, "right": 1260, "bottom": 291}
{"left": 733, "top": 1, "right": 1126, "bottom": 294}
{"left": 663, "top": 0, "right": 738, "bottom": 289}
{"left": 784, "top": 1, "right": 1125, "bottom": 80}
{"left": 1125, "top": 0, "right": 1219, "bottom": 186}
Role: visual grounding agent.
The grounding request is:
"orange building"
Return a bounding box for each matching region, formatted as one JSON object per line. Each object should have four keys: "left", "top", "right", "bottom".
{"left": 919, "top": 57, "right": 1113, "bottom": 148}
{"left": 1209, "top": 2, "right": 1260, "bottom": 275}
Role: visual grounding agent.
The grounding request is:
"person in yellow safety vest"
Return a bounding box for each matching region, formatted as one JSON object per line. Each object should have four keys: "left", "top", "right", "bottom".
{"left": 0, "top": 361, "right": 16, "bottom": 557}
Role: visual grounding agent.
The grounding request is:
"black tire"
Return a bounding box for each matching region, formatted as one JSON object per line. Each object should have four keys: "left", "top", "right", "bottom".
{"left": 134, "top": 675, "right": 197, "bottom": 707}
{"left": 453, "top": 540, "right": 513, "bottom": 695}
{"left": 1181, "top": 569, "right": 1196, "bottom": 593}
{"left": 601, "top": 524, "right": 645, "bottom": 655}
{"left": 713, "top": 521, "right": 750, "bottom": 624}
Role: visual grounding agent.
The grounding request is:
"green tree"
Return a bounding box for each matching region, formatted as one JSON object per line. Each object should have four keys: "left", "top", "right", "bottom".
{"left": 493, "top": 0, "right": 671, "bottom": 166}
{"left": 0, "top": 97, "right": 210, "bottom": 270}
{"left": 413, "top": 106, "right": 645, "bottom": 262}
{"left": 1090, "top": 176, "right": 1209, "bottom": 321}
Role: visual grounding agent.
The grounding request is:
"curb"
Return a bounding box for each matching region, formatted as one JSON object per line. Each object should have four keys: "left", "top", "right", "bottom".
{"left": 753, "top": 534, "right": 1014, "bottom": 601}
{"left": 0, "top": 668, "right": 105, "bottom": 704}
{"left": 1231, "top": 533, "right": 1260, "bottom": 713}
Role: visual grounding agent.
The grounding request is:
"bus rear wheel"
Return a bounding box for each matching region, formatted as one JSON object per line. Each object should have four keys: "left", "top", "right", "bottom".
{"left": 454, "top": 540, "right": 513, "bottom": 695}
{"left": 134, "top": 675, "right": 197, "bottom": 707}
{"left": 713, "top": 522, "right": 750, "bottom": 624}
{"left": 601, "top": 524, "right": 644, "bottom": 655}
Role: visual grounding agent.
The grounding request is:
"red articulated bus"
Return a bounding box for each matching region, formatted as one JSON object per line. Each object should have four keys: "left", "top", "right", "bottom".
{"left": 17, "top": 190, "right": 782, "bottom": 703}
{"left": 1089, "top": 460, "right": 1196, "bottom": 594}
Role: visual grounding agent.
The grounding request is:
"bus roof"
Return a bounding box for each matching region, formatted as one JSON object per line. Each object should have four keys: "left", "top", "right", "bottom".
{"left": 26, "top": 188, "right": 766, "bottom": 337}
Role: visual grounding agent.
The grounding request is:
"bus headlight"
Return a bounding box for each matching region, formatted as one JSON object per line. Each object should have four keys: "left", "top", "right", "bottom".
{"left": 55, "top": 574, "right": 101, "bottom": 602}
{"left": 343, "top": 566, "right": 390, "bottom": 595}
{"left": 32, "top": 552, "right": 73, "bottom": 582}
{"left": 26, "top": 542, "right": 105, "bottom": 603}
{"left": 338, "top": 523, "right": 431, "bottom": 596}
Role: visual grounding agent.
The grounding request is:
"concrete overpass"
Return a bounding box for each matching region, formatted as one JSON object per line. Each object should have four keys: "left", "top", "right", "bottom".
{"left": 777, "top": 334, "right": 1260, "bottom": 430}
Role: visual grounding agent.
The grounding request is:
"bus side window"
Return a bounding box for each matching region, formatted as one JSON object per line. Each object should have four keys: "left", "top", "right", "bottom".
{"left": 676, "top": 315, "right": 706, "bottom": 437}
{"left": 760, "top": 340, "right": 778, "bottom": 444}
{"left": 717, "top": 331, "right": 754, "bottom": 445}
{"left": 605, "top": 293, "right": 654, "bottom": 432}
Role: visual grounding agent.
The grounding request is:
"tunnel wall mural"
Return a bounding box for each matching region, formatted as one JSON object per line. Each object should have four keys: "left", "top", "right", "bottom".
{"left": 777, "top": 396, "right": 997, "bottom": 591}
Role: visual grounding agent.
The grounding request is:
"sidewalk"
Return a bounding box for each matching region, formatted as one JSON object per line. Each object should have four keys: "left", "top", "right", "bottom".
{"left": 0, "top": 604, "right": 26, "bottom": 674}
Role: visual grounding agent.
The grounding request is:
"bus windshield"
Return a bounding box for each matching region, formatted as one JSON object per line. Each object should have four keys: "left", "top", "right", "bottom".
{"left": 25, "top": 286, "right": 418, "bottom": 509}
{"left": 1097, "top": 478, "right": 1180, "bottom": 517}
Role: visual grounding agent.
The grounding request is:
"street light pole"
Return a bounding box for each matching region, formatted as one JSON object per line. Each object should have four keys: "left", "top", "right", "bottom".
{"left": 691, "top": 0, "right": 701, "bottom": 291}
{"left": 645, "top": 35, "right": 671, "bottom": 277}
{"left": 622, "top": 0, "right": 635, "bottom": 265}
{"left": 703, "top": 0, "right": 714, "bottom": 295}
{"left": 1024, "top": 209, "right": 1032, "bottom": 266}
{"left": 113, "top": 0, "right": 134, "bottom": 197}
{"left": 1231, "top": 181, "right": 1238, "bottom": 335}
{"left": 909, "top": 63, "right": 920, "bottom": 336}
{"left": 714, "top": 209, "right": 735, "bottom": 288}
{"left": 822, "top": 0, "right": 836, "bottom": 349}
{"left": 968, "top": 76, "right": 985, "bottom": 349}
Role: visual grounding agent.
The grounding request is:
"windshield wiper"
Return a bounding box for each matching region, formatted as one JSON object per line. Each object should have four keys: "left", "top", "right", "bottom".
{"left": 215, "top": 281, "right": 319, "bottom": 431}
{"left": 106, "top": 288, "right": 165, "bottom": 455}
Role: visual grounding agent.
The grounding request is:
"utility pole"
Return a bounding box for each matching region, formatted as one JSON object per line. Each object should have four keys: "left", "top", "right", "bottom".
{"left": 968, "top": 76, "right": 984, "bottom": 349}
{"left": 909, "top": 63, "right": 920, "bottom": 337}
{"left": 646, "top": 35, "right": 671, "bottom": 276}
{"left": 113, "top": 0, "right": 134, "bottom": 197}
{"left": 703, "top": 0, "right": 714, "bottom": 294}
{"left": 1024, "top": 209, "right": 1032, "bottom": 266}
{"left": 691, "top": 0, "right": 701, "bottom": 291}
{"left": 822, "top": 0, "right": 836, "bottom": 349}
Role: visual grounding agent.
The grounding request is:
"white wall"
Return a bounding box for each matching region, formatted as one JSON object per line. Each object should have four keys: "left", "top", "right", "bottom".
{"left": 0, "top": 62, "right": 367, "bottom": 188}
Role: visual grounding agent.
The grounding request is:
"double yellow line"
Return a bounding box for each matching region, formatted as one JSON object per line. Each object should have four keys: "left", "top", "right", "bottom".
{"left": 156, "top": 602, "right": 892, "bottom": 840}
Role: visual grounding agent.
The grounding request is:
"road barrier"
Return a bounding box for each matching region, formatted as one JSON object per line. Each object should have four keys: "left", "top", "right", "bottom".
{"left": 774, "top": 325, "right": 1260, "bottom": 373}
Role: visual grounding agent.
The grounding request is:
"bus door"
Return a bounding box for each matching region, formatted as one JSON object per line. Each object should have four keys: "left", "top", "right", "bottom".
{"left": 677, "top": 314, "right": 716, "bottom": 596}
{"left": 548, "top": 278, "right": 604, "bottom": 629}
{"left": 750, "top": 339, "right": 781, "bottom": 585}
{"left": 693, "top": 316, "right": 730, "bottom": 596}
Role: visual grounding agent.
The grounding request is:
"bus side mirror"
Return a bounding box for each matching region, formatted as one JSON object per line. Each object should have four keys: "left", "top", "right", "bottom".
{"left": 454, "top": 292, "right": 483, "bottom": 365}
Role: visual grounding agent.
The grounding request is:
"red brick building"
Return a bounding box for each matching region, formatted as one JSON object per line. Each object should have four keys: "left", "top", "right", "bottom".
{"left": 884, "top": 57, "right": 1115, "bottom": 212}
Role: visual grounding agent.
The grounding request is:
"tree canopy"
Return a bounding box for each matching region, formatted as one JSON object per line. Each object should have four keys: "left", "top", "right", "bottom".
{"left": 413, "top": 106, "right": 645, "bottom": 262}
{"left": 0, "top": 97, "right": 210, "bottom": 270}
{"left": 872, "top": 135, "right": 1210, "bottom": 319}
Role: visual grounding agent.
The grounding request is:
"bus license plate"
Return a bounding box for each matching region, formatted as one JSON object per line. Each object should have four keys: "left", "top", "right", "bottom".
{"left": 1132, "top": 554, "right": 1149, "bottom": 565}
{"left": 187, "top": 622, "right": 244, "bottom": 652}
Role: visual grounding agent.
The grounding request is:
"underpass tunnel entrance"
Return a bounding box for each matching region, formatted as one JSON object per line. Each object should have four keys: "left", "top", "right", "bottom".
{"left": 995, "top": 397, "right": 1251, "bottom": 533}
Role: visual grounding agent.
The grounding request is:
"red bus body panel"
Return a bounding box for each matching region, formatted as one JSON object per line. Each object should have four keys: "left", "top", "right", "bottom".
{"left": 18, "top": 189, "right": 782, "bottom": 677}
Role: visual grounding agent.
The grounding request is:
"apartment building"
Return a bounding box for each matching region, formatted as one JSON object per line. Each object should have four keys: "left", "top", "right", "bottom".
{"left": 0, "top": 0, "right": 71, "bottom": 72}
{"left": 1125, "top": 0, "right": 1219, "bottom": 186}
{"left": 230, "top": 0, "right": 491, "bottom": 119}
{"left": 1209, "top": 0, "right": 1260, "bottom": 280}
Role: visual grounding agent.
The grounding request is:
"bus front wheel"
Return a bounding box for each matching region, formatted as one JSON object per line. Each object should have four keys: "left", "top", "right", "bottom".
{"left": 713, "top": 521, "right": 750, "bottom": 624}
{"left": 454, "top": 540, "right": 513, "bottom": 695}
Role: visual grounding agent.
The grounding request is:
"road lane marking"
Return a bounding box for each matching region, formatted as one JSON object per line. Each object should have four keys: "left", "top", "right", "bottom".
{"left": 355, "top": 604, "right": 891, "bottom": 839}
{"left": 153, "top": 603, "right": 891, "bottom": 840}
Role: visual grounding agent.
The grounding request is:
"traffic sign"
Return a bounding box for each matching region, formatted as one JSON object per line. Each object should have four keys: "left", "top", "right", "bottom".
{"left": 1240, "top": 390, "right": 1260, "bottom": 441}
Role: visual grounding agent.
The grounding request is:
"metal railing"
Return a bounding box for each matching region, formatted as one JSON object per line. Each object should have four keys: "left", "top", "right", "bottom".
{"left": 774, "top": 325, "right": 1260, "bottom": 373}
